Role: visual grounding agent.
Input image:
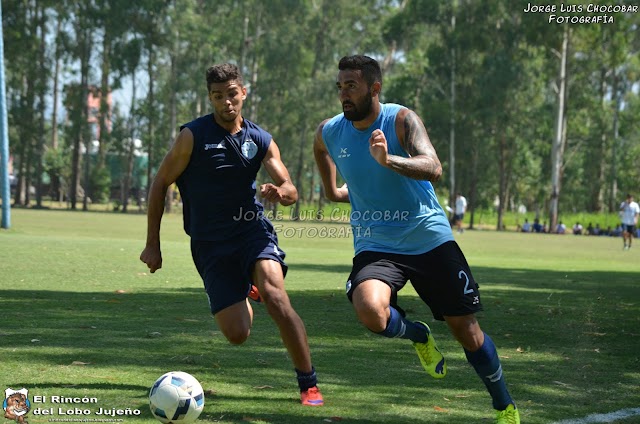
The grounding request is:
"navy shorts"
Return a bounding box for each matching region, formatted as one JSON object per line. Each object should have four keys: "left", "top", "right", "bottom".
{"left": 623, "top": 224, "right": 636, "bottom": 234}
{"left": 190, "top": 219, "right": 287, "bottom": 314}
{"left": 345, "top": 241, "right": 482, "bottom": 321}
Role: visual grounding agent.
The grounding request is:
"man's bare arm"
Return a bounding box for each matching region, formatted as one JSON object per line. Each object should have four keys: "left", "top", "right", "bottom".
{"left": 386, "top": 109, "right": 442, "bottom": 182}
{"left": 261, "top": 140, "right": 298, "bottom": 206}
{"left": 140, "top": 128, "right": 193, "bottom": 272}
{"left": 313, "top": 120, "right": 349, "bottom": 203}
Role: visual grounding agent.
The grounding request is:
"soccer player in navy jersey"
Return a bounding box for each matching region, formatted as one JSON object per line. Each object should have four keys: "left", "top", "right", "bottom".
{"left": 140, "top": 63, "right": 323, "bottom": 406}
{"left": 313, "top": 55, "right": 518, "bottom": 423}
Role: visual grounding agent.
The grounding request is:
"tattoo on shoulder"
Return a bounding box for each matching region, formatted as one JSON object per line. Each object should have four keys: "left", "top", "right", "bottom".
{"left": 403, "top": 111, "right": 432, "bottom": 157}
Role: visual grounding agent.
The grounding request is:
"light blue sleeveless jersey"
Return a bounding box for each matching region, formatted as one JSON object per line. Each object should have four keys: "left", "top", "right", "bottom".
{"left": 322, "top": 103, "right": 454, "bottom": 255}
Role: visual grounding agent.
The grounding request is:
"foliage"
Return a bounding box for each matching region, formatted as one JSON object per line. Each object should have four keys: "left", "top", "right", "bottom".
{"left": 90, "top": 165, "right": 111, "bottom": 204}
{"left": 1, "top": 0, "right": 639, "bottom": 221}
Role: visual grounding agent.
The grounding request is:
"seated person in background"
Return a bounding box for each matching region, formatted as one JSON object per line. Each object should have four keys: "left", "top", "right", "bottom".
{"left": 572, "top": 222, "right": 583, "bottom": 235}
{"left": 532, "top": 218, "right": 543, "bottom": 233}
{"left": 586, "top": 223, "right": 595, "bottom": 235}
{"left": 612, "top": 224, "right": 623, "bottom": 237}
{"left": 556, "top": 221, "right": 566, "bottom": 234}
{"left": 601, "top": 226, "right": 611, "bottom": 236}
{"left": 593, "top": 224, "right": 601, "bottom": 236}
{"left": 521, "top": 219, "right": 531, "bottom": 233}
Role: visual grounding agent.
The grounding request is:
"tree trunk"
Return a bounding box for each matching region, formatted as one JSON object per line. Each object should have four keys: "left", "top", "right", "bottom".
{"left": 448, "top": 0, "right": 457, "bottom": 217}
{"left": 71, "top": 23, "right": 92, "bottom": 210}
{"left": 98, "top": 34, "right": 111, "bottom": 167}
{"left": 35, "top": 2, "right": 46, "bottom": 208}
{"left": 588, "top": 64, "right": 608, "bottom": 212}
{"left": 51, "top": 17, "right": 61, "bottom": 150}
{"left": 165, "top": 46, "right": 178, "bottom": 213}
{"left": 122, "top": 140, "right": 134, "bottom": 213}
{"left": 496, "top": 131, "right": 508, "bottom": 231}
{"left": 146, "top": 47, "right": 155, "bottom": 200}
{"left": 15, "top": 72, "right": 35, "bottom": 205}
{"left": 50, "top": 16, "right": 62, "bottom": 201}
{"left": 122, "top": 66, "right": 137, "bottom": 213}
{"left": 246, "top": 10, "right": 262, "bottom": 123}
{"left": 608, "top": 71, "right": 620, "bottom": 212}
{"left": 81, "top": 53, "right": 92, "bottom": 211}
{"left": 307, "top": 170, "right": 315, "bottom": 204}
{"left": 549, "top": 26, "right": 569, "bottom": 231}
{"left": 468, "top": 145, "right": 479, "bottom": 230}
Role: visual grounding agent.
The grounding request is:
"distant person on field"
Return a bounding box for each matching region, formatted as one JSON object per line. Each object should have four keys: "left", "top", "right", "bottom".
{"left": 139, "top": 63, "right": 323, "bottom": 406}
{"left": 572, "top": 222, "right": 583, "bottom": 235}
{"left": 620, "top": 193, "right": 640, "bottom": 250}
{"left": 521, "top": 219, "right": 531, "bottom": 233}
{"left": 612, "top": 224, "right": 623, "bottom": 237}
{"left": 453, "top": 193, "right": 468, "bottom": 233}
{"left": 531, "top": 218, "right": 543, "bottom": 233}
{"left": 586, "top": 223, "right": 595, "bottom": 235}
{"left": 313, "top": 55, "right": 519, "bottom": 423}
{"left": 556, "top": 221, "right": 566, "bottom": 234}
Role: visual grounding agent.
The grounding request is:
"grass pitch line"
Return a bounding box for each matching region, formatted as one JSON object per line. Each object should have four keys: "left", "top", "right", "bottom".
{"left": 551, "top": 408, "right": 640, "bottom": 424}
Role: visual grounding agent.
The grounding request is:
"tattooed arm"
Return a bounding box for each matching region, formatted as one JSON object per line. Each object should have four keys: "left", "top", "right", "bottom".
{"left": 368, "top": 108, "right": 442, "bottom": 182}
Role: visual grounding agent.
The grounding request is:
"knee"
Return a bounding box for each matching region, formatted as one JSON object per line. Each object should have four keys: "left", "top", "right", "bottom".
{"left": 351, "top": 281, "right": 391, "bottom": 332}
{"left": 222, "top": 327, "right": 250, "bottom": 345}
{"left": 260, "top": 281, "right": 290, "bottom": 314}
{"left": 353, "top": 303, "right": 387, "bottom": 332}
{"left": 216, "top": 315, "right": 251, "bottom": 345}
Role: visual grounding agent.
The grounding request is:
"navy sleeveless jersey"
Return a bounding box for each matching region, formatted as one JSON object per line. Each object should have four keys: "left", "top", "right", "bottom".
{"left": 176, "top": 114, "right": 272, "bottom": 241}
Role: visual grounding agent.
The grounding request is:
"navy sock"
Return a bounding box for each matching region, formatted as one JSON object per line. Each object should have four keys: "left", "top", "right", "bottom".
{"left": 295, "top": 366, "right": 317, "bottom": 392}
{"left": 377, "top": 306, "right": 428, "bottom": 343}
{"left": 464, "top": 333, "right": 514, "bottom": 410}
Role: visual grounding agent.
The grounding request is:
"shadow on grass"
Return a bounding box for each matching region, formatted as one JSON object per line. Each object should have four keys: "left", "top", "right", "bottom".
{"left": 1, "top": 266, "right": 639, "bottom": 423}
{"left": 290, "top": 262, "right": 353, "bottom": 275}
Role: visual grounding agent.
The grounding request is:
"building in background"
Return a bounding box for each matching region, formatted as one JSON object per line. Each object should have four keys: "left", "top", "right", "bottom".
{"left": 86, "top": 85, "right": 112, "bottom": 141}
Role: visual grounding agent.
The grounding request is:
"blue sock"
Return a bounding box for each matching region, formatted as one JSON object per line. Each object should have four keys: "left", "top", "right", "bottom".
{"left": 464, "top": 333, "right": 514, "bottom": 410}
{"left": 295, "top": 366, "right": 317, "bottom": 392}
{"left": 377, "top": 306, "right": 428, "bottom": 343}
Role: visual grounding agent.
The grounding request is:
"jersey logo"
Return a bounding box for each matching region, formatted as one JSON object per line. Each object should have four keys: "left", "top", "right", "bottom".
{"left": 241, "top": 139, "right": 258, "bottom": 159}
{"left": 204, "top": 142, "right": 226, "bottom": 150}
{"left": 338, "top": 147, "right": 350, "bottom": 158}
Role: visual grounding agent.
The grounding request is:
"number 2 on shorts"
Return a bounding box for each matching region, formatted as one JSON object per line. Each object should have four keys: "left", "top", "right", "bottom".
{"left": 459, "top": 270, "right": 474, "bottom": 295}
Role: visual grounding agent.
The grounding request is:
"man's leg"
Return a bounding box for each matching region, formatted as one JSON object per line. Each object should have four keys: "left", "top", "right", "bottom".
{"left": 253, "top": 259, "right": 311, "bottom": 371}
{"left": 194, "top": 239, "right": 254, "bottom": 345}
{"left": 213, "top": 300, "right": 253, "bottom": 345}
{"left": 445, "top": 314, "right": 518, "bottom": 420}
{"left": 623, "top": 229, "right": 629, "bottom": 249}
{"left": 252, "top": 259, "right": 323, "bottom": 406}
{"left": 351, "top": 280, "right": 446, "bottom": 378}
{"left": 351, "top": 279, "right": 392, "bottom": 332}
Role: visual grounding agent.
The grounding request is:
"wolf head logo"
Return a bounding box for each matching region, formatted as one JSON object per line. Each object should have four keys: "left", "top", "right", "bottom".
{"left": 3, "top": 388, "right": 30, "bottom": 424}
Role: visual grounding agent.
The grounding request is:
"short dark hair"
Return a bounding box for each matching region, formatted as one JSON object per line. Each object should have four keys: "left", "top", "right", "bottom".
{"left": 206, "top": 63, "right": 243, "bottom": 88}
{"left": 338, "top": 55, "right": 382, "bottom": 88}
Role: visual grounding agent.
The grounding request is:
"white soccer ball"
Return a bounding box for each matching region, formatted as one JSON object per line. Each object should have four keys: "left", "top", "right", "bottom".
{"left": 149, "top": 371, "right": 205, "bottom": 424}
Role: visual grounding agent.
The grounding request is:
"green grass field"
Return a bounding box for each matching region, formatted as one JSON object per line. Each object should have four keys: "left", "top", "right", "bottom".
{"left": 1, "top": 208, "right": 639, "bottom": 424}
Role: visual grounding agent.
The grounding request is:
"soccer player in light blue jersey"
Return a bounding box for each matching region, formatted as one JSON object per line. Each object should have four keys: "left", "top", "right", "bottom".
{"left": 313, "top": 55, "right": 518, "bottom": 423}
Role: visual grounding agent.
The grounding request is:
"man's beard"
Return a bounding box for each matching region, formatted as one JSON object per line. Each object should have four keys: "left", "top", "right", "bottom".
{"left": 343, "top": 95, "right": 372, "bottom": 122}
